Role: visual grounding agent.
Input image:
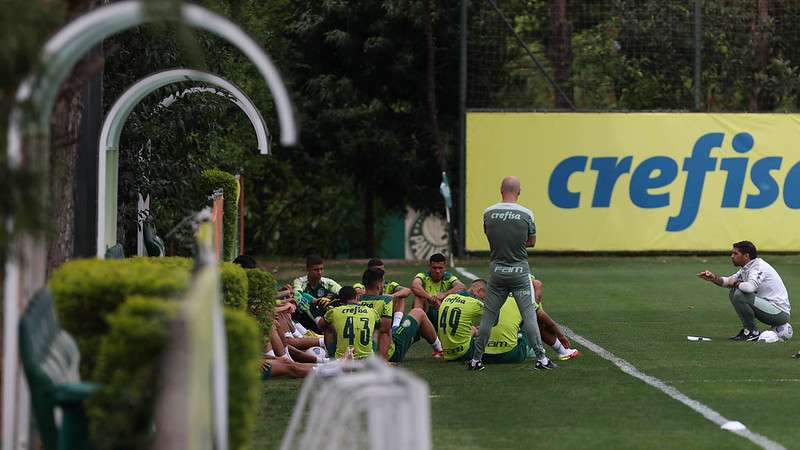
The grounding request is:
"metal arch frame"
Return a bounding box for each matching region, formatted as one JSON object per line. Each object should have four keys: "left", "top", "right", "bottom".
{"left": 98, "top": 69, "right": 272, "bottom": 257}
{"left": 3, "top": 2, "right": 297, "bottom": 449}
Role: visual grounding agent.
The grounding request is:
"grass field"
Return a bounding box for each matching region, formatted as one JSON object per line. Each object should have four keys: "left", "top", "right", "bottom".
{"left": 254, "top": 255, "right": 800, "bottom": 450}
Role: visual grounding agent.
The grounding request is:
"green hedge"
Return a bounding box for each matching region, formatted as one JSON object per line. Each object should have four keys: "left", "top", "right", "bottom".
{"left": 88, "top": 296, "right": 178, "bottom": 450}
{"left": 201, "top": 169, "right": 239, "bottom": 262}
{"left": 49, "top": 258, "right": 190, "bottom": 376}
{"left": 220, "top": 262, "right": 248, "bottom": 311}
{"left": 87, "top": 297, "right": 261, "bottom": 450}
{"left": 244, "top": 268, "right": 277, "bottom": 345}
{"left": 224, "top": 308, "right": 261, "bottom": 450}
{"left": 50, "top": 257, "right": 249, "bottom": 376}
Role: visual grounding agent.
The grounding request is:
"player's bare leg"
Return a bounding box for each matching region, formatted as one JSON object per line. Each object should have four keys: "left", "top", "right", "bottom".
{"left": 407, "top": 308, "right": 443, "bottom": 356}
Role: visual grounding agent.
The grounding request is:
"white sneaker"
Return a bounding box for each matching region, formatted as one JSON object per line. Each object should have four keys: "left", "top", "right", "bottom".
{"left": 558, "top": 348, "right": 581, "bottom": 360}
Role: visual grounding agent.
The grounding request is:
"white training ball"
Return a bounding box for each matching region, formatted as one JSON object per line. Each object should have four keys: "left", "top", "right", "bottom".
{"left": 775, "top": 323, "right": 793, "bottom": 341}
{"left": 306, "top": 346, "right": 327, "bottom": 359}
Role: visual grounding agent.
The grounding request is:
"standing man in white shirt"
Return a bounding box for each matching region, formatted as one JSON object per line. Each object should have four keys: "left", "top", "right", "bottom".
{"left": 698, "top": 241, "right": 792, "bottom": 341}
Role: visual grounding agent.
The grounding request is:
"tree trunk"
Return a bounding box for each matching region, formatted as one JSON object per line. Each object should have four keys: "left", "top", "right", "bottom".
{"left": 47, "top": 86, "right": 82, "bottom": 276}
{"left": 548, "top": 0, "right": 573, "bottom": 109}
{"left": 749, "top": 0, "right": 769, "bottom": 112}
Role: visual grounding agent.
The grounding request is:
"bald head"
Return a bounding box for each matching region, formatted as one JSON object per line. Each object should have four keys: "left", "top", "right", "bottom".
{"left": 500, "top": 176, "right": 521, "bottom": 201}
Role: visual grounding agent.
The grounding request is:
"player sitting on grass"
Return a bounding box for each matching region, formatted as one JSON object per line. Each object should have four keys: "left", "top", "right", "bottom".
{"left": 485, "top": 277, "right": 579, "bottom": 363}
{"left": 531, "top": 278, "right": 580, "bottom": 360}
{"left": 698, "top": 240, "right": 792, "bottom": 342}
{"left": 411, "top": 253, "right": 465, "bottom": 331}
{"left": 318, "top": 286, "right": 379, "bottom": 360}
{"left": 438, "top": 279, "right": 488, "bottom": 361}
{"left": 358, "top": 267, "right": 443, "bottom": 361}
{"left": 292, "top": 254, "right": 342, "bottom": 335}
{"left": 354, "top": 259, "right": 412, "bottom": 331}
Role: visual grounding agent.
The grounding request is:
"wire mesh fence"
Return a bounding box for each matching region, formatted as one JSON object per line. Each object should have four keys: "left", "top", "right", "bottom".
{"left": 467, "top": 0, "right": 800, "bottom": 112}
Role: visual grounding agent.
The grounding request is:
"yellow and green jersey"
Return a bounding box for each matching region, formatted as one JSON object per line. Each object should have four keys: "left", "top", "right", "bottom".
{"left": 358, "top": 294, "right": 394, "bottom": 318}
{"left": 323, "top": 304, "right": 379, "bottom": 359}
{"left": 353, "top": 281, "right": 401, "bottom": 296}
{"left": 293, "top": 275, "right": 342, "bottom": 299}
{"left": 437, "top": 292, "right": 484, "bottom": 360}
{"left": 359, "top": 294, "right": 397, "bottom": 358}
{"left": 415, "top": 271, "right": 460, "bottom": 297}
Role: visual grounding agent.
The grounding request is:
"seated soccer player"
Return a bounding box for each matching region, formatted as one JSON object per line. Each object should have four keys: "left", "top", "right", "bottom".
{"left": 318, "top": 286, "right": 380, "bottom": 360}
{"left": 438, "top": 279, "right": 488, "bottom": 361}
{"left": 354, "top": 258, "right": 412, "bottom": 331}
{"left": 359, "top": 267, "right": 443, "bottom": 361}
{"left": 411, "top": 253, "right": 465, "bottom": 331}
{"left": 292, "top": 254, "right": 342, "bottom": 334}
{"left": 484, "top": 278, "right": 579, "bottom": 364}
{"left": 532, "top": 279, "right": 580, "bottom": 360}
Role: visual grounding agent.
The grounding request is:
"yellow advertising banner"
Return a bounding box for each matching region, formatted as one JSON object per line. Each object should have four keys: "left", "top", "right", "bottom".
{"left": 466, "top": 112, "right": 800, "bottom": 251}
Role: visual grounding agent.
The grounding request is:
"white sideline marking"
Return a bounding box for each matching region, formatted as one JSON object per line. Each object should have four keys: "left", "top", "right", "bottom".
{"left": 560, "top": 325, "right": 786, "bottom": 450}
{"left": 454, "top": 267, "right": 479, "bottom": 281}
{"left": 452, "top": 267, "right": 786, "bottom": 450}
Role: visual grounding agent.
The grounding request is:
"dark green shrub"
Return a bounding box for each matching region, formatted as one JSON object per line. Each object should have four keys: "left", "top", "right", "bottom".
{"left": 220, "top": 262, "right": 248, "bottom": 311}
{"left": 49, "top": 258, "right": 190, "bottom": 376}
{"left": 201, "top": 169, "right": 239, "bottom": 261}
{"left": 224, "top": 308, "right": 261, "bottom": 450}
{"left": 243, "top": 268, "right": 277, "bottom": 345}
{"left": 88, "top": 296, "right": 178, "bottom": 450}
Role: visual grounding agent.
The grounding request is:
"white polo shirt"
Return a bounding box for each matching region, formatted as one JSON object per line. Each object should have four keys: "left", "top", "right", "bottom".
{"left": 722, "top": 258, "right": 791, "bottom": 314}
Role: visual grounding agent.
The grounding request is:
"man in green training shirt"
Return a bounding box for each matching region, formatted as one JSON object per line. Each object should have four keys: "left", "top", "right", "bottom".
{"left": 318, "top": 286, "right": 379, "bottom": 360}
{"left": 360, "top": 267, "right": 444, "bottom": 361}
{"left": 353, "top": 258, "right": 412, "bottom": 331}
{"left": 411, "top": 253, "right": 465, "bottom": 331}
{"left": 469, "top": 176, "right": 554, "bottom": 371}
{"left": 292, "top": 254, "right": 342, "bottom": 334}
{"left": 438, "top": 279, "right": 488, "bottom": 361}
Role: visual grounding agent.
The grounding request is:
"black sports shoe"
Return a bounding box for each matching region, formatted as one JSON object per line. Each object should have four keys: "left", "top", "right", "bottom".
{"left": 730, "top": 328, "right": 760, "bottom": 341}
{"left": 534, "top": 359, "right": 558, "bottom": 370}
{"left": 466, "top": 360, "right": 485, "bottom": 371}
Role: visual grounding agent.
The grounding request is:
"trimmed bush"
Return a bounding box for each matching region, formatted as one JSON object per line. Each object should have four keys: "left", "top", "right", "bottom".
{"left": 220, "top": 262, "right": 248, "bottom": 311}
{"left": 244, "top": 268, "right": 277, "bottom": 344}
{"left": 201, "top": 169, "right": 239, "bottom": 261}
{"left": 224, "top": 308, "right": 261, "bottom": 450}
{"left": 49, "top": 258, "right": 190, "bottom": 376}
{"left": 88, "top": 297, "right": 261, "bottom": 450}
{"left": 89, "top": 296, "right": 179, "bottom": 450}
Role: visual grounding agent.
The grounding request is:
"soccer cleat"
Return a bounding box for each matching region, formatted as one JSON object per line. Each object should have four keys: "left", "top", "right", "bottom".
{"left": 466, "top": 360, "right": 485, "bottom": 371}
{"left": 431, "top": 350, "right": 444, "bottom": 359}
{"left": 558, "top": 349, "right": 580, "bottom": 360}
{"left": 730, "top": 328, "right": 759, "bottom": 341}
{"left": 534, "top": 359, "right": 558, "bottom": 370}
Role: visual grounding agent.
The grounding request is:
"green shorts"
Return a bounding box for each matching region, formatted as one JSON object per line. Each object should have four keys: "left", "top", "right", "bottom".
{"left": 389, "top": 315, "right": 420, "bottom": 363}
{"left": 446, "top": 339, "right": 475, "bottom": 362}
{"left": 426, "top": 306, "right": 439, "bottom": 332}
{"left": 484, "top": 335, "right": 529, "bottom": 364}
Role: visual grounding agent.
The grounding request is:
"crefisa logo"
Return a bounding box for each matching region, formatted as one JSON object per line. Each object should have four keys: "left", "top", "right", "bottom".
{"left": 548, "top": 132, "right": 800, "bottom": 231}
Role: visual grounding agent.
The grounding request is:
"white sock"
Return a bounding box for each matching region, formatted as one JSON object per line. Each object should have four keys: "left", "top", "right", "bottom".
{"left": 392, "top": 312, "right": 403, "bottom": 328}
{"left": 294, "top": 322, "right": 309, "bottom": 335}
{"left": 318, "top": 337, "right": 325, "bottom": 347}
{"left": 432, "top": 338, "right": 442, "bottom": 352}
{"left": 264, "top": 350, "right": 275, "bottom": 358}
{"left": 284, "top": 331, "right": 294, "bottom": 338}
{"left": 551, "top": 339, "right": 570, "bottom": 356}
{"left": 280, "top": 352, "right": 294, "bottom": 362}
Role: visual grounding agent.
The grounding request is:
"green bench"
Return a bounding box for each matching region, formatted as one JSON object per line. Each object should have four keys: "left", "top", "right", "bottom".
{"left": 19, "top": 289, "right": 98, "bottom": 450}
